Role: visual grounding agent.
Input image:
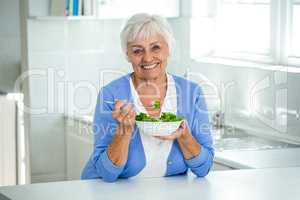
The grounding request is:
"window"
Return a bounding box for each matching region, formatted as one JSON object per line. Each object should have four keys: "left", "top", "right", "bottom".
{"left": 215, "top": 0, "right": 270, "bottom": 55}
{"left": 291, "top": 0, "right": 300, "bottom": 58}
{"left": 191, "top": 0, "right": 300, "bottom": 66}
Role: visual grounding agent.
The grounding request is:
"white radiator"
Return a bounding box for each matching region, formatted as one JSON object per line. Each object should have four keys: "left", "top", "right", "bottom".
{"left": 0, "top": 95, "right": 17, "bottom": 186}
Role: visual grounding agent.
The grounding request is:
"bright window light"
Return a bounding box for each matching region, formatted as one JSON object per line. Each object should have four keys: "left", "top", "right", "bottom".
{"left": 191, "top": 0, "right": 271, "bottom": 62}
{"left": 215, "top": 3, "right": 270, "bottom": 55}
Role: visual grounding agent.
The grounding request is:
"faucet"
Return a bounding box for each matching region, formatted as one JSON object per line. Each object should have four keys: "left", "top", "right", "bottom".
{"left": 212, "top": 111, "right": 225, "bottom": 128}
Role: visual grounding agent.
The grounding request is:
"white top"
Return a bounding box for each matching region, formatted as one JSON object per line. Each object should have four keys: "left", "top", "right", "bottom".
{"left": 129, "top": 73, "right": 177, "bottom": 178}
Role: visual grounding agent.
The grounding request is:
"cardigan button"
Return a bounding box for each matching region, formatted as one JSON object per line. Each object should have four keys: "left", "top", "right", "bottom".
{"left": 167, "top": 161, "right": 173, "bottom": 165}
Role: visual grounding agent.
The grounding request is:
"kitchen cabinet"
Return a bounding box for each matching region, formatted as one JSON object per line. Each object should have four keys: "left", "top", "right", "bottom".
{"left": 65, "top": 117, "right": 93, "bottom": 180}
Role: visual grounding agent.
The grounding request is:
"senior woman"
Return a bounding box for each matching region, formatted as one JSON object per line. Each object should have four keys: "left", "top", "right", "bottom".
{"left": 81, "top": 13, "right": 214, "bottom": 182}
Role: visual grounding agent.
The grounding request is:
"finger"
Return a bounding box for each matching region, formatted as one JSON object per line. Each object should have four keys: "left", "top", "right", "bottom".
{"left": 113, "top": 99, "right": 125, "bottom": 114}
{"left": 120, "top": 105, "right": 136, "bottom": 124}
{"left": 122, "top": 118, "right": 130, "bottom": 126}
{"left": 173, "top": 129, "right": 183, "bottom": 138}
{"left": 153, "top": 135, "right": 166, "bottom": 140}
{"left": 128, "top": 110, "right": 136, "bottom": 126}
{"left": 112, "top": 108, "right": 123, "bottom": 120}
{"left": 154, "top": 128, "right": 182, "bottom": 140}
{"left": 113, "top": 99, "right": 126, "bottom": 111}
{"left": 128, "top": 108, "right": 136, "bottom": 119}
{"left": 179, "top": 120, "right": 186, "bottom": 129}
{"left": 124, "top": 112, "right": 136, "bottom": 126}
{"left": 153, "top": 135, "right": 174, "bottom": 140}
{"left": 112, "top": 100, "right": 127, "bottom": 120}
{"left": 120, "top": 104, "right": 134, "bottom": 118}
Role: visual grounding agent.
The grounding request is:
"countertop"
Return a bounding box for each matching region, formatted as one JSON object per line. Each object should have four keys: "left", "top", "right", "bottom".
{"left": 1, "top": 167, "right": 300, "bottom": 200}
{"left": 215, "top": 148, "right": 300, "bottom": 169}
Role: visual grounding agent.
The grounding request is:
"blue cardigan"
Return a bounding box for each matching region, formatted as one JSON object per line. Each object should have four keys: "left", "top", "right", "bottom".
{"left": 81, "top": 73, "right": 214, "bottom": 182}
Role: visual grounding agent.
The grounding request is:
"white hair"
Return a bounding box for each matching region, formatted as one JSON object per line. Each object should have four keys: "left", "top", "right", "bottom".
{"left": 120, "top": 13, "right": 175, "bottom": 57}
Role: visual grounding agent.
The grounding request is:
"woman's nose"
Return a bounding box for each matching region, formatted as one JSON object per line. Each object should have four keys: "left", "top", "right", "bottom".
{"left": 142, "top": 51, "right": 153, "bottom": 63}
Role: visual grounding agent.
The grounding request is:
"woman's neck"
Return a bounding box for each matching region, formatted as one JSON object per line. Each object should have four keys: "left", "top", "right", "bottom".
{"left": 131, "top": 72, "right": 167, "bottom": 90}
{"left": 131, "top": 72, "right": 168, "bottom": 117}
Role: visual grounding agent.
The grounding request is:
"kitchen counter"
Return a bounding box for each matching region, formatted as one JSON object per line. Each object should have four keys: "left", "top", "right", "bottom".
{"left": 215, "top": 148, "right": 300, "bottom": 169}
{"left": 65, "top": 115, "right": 93, "bottom": 125}
{"left": 1, "top": 167, "right": 300, "bottom": 200}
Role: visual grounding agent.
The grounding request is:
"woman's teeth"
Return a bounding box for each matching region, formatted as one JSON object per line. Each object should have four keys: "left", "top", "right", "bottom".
{"left": 141, "top": 63, "right": 158, "bottom": 70}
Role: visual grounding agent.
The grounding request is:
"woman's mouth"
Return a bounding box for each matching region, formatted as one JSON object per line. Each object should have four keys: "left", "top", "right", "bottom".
{"left": 141, "top": 63, "right": 159, "bottom": 70}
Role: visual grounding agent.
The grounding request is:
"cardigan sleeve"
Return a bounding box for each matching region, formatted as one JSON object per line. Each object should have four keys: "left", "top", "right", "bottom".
{"left": 184, "top": 86, "right": 215, "bottom": 177}
{"left": 81, "top": 86, "right": 126, "bottom": 182}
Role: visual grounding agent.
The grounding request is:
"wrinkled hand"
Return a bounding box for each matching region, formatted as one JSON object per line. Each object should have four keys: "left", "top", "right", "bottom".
{"left": 154, "top": 120, "right": 190, "bottom": 141}
{"left": 112, "top": 100, "right": 136, "bottom": 129}
{"left": 108, "top": 100, "right": 136, "bottom": 166}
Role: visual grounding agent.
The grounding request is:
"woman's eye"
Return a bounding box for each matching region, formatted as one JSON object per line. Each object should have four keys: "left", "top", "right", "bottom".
{"left": 152, "top": 45, "right": 161, "bottom": 51}
{"left": 133, "top": 49, "right": 143, "bottom": 55}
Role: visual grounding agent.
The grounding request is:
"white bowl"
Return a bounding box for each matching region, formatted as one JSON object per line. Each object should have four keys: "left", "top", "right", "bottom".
{"left": 136, "top": 120, "right": 183, "bottom": 136}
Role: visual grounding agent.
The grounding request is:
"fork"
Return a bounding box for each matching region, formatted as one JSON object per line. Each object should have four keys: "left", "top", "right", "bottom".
{"left": 104, "top": 100, "right": 159, "bottom": 109}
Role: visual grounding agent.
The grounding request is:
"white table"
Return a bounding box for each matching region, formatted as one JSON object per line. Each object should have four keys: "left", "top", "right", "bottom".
{"left": 1, "top": 167, "right": 300, "bottom": 200}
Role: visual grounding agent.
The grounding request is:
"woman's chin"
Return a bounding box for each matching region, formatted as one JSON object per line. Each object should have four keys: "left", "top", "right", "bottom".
{"left": 141, "top": 70, "right": 164, "bottom": 81}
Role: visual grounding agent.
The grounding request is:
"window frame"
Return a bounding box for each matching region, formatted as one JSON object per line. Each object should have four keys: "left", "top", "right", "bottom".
{"left": 288, "top": 0, "right": 300, "bottom": 65}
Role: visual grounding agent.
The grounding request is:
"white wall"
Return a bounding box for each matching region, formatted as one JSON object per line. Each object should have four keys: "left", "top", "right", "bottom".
{"left": 0, "top": 0, "right": 21, "bottom": 93}
{"left": 29, "top": 0, "right": 50, "bottom": 16}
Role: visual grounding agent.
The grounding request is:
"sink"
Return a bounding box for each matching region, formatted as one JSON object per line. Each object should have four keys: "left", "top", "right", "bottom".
{"left": 212, "top": 127, "right": 300, "bottom": 151}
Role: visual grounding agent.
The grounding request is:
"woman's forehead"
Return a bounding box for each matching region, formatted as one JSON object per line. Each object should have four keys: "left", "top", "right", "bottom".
{"left": 128, "top": 34, "right": 166, "bottom": 47}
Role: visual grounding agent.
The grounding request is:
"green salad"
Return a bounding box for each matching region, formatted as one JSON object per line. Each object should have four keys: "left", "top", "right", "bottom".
{"left": 135, "top": 112, "right": 184, "bottom": 122}
{"left": 153, "top": 100, "right": 161, "bottom": 109}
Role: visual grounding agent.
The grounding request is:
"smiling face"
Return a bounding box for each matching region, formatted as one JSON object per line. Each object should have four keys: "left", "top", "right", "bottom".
{"left": 127, "top": 34, "right": 169, "bottom": 82}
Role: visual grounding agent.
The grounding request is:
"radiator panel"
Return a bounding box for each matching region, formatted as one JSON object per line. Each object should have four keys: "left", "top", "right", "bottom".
{"left": 0, "top": 96, "right": 17, "bottom": 186}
